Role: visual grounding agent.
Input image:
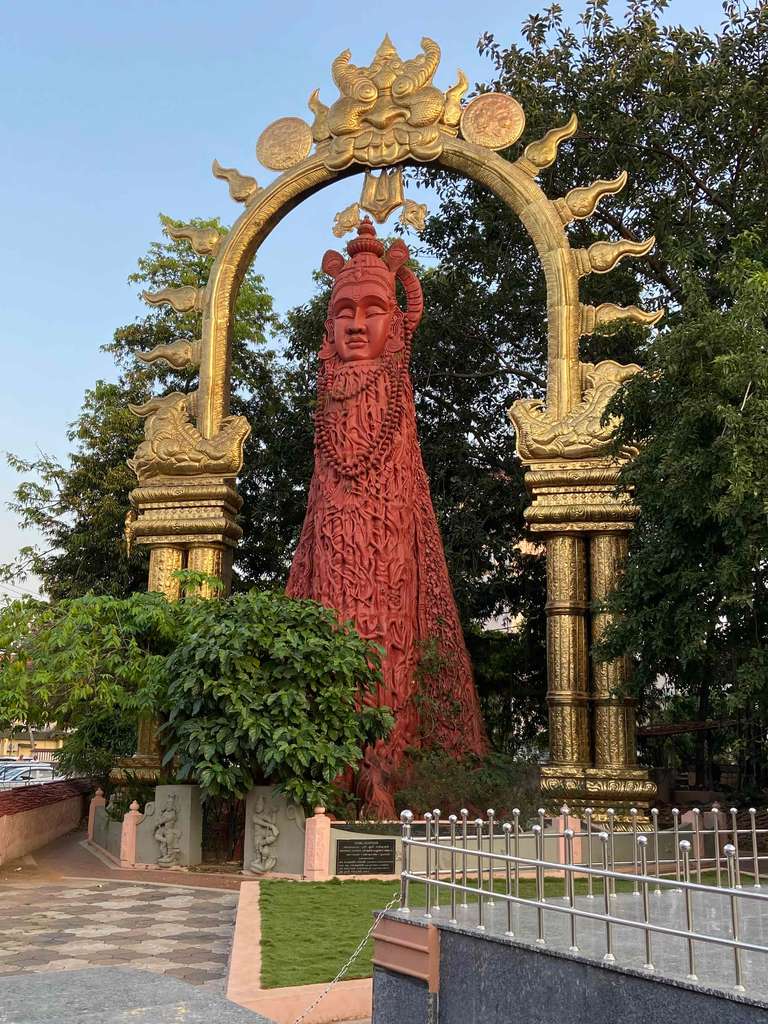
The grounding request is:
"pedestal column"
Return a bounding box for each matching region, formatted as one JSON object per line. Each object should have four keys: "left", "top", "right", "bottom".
{"left": 115, "top": 479, "right": 243, "bottom": 781}
{"left": 522, "top": 461, "right": 656, "bottom": 822}
{"left": 545, "top": 535, "right": 591, "bottom": 768}
{"left": 147, "top": 544, "right": 185, "bottom": 601}
{"left": 589, "top": 533, "right": 636, "bottom": 770}
{"left": 187, "top": 543, "right": 232, "bottom": 597}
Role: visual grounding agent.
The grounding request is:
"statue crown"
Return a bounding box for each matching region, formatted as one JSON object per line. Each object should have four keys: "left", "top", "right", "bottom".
{"left": 322, "top": 217, "right": 409, "bottom": 283}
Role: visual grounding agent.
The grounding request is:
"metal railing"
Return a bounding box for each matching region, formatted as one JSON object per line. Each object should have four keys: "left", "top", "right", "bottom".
{"left": 396, "top": 806, "right": 768, "bottom": 1001}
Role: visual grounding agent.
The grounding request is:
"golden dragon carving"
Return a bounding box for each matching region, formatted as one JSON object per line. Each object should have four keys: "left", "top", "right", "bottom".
{"left": 309, "top": 35, "right": 467, "bottom": 169}
{"left": 128, "top": 393, "right": 251, "bottom": 482}
{"left": 509, "top": 360, "right": 641, "bottom": 461}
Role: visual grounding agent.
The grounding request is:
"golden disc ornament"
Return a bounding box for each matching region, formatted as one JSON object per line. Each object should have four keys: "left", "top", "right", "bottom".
{"left": 460, "top": 93, "right": 525, "bottom": 151}
{"left": 256, "top": 117, "right": 313, "bottom": 171}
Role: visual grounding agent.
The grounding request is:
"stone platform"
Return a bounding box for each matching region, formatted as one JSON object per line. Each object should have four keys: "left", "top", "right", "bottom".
{"left": 389, "top": 887, "right": 768, "bottom": 1004}
{"left": 0, "top": 967, "right": 271, "bottom": 1023}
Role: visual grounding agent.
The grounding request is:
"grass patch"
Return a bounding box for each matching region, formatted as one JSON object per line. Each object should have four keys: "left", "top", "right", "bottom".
{"left": 259, "top": 878, "right": 399, "bottom": 989}
{"left": 259, "top": 871, "right": 727, "bottom": 988}
{"left": 258, "top": 874, "right": 637, "bottom": 989}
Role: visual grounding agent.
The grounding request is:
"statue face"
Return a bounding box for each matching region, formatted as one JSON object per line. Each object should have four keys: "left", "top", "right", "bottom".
{"left": 330, "top": 277, "right": 394, "bottom": 362}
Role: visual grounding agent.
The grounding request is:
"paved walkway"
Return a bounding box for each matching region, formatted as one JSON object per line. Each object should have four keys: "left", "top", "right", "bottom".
{"left": 0, "top": 877, "right": 238, "bottom": 988}
{"left": 0, "top": 968, "right": 267, "bottom": 1023}
{"left": 7, "top": 828, "right": 242, "bottom": 890}
{"left": 0, "top": 830, "right": 369, "bottom": 1024}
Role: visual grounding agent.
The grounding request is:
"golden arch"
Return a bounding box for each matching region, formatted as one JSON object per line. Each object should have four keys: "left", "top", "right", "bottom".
{"left": 128, "top": 36, "right": 662, "bottom": 820}
{"left": 199, "top": 140, "right": 579, "bottom": 438}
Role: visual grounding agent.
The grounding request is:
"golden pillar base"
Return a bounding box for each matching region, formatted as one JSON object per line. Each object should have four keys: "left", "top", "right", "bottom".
{"left": 540, "top": 765, "right": 656, "bottom": 828}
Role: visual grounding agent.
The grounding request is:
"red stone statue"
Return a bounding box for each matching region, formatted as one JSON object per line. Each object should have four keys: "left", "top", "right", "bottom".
{"left": 287, "top": 219, "right": 486, "bottom": 819}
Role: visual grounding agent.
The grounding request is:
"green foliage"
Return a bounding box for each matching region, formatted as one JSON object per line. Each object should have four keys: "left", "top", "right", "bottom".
{"left": 54, "top": 713, "right": 137, "bottom": 789}
{"left": 0, "top": 586, "right": 390, "bottom": 807}
{"left": 0, "top": 591, "right": 174, "bottom": 732}
{"left": 2, "top": 215, "right": 278, "bottom": 598}
{"left": 162, "top": 589, "right": 392, "bottom": 806}
{"left": 598, "top": 236, "right": 768, "bottom": 788}
{"left": 466, "top": 625, "right": 547, "bottom": 755}
{"left": 392, "top": 748, "right": 539, "bottom": 821}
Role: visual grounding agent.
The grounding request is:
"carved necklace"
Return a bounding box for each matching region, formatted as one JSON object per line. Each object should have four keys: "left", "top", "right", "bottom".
{"left": 315, "top": 349, "right": 408, "bottom": 479}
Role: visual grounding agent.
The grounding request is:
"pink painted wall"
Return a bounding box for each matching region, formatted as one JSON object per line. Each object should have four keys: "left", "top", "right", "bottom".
{"left": 0, "top": 782, "right": 90, "bottom": 866}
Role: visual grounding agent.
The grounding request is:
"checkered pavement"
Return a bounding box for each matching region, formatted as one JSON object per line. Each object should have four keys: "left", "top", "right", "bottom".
{"left": 0, "top": 879, "right": 238, "bottom": 988}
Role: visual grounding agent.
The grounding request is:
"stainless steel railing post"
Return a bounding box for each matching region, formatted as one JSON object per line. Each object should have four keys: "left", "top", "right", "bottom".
{"left": 672, "top": 807, "right": 681, "bottom": 889}
{"left": 432, "top": 808, "right": 441, "bottom": 911}
{"left": 730, "top": 807, "right": 742, "bottom": 889}
{"left": 713, "top": 804, "right": 722, "bottom": 888}
{"left": 475, "top": 818, "right": 485, "bottom": 931}
{"left": 503, "top": 822, "right": 513, "bottom": 936}
{"left": 460, "top": 808, "right": 469, "bottom": 908}
{"left": 400, "top": 810, "right": 413, "bottom": 913}
{"left": 638, "top": 835, "right": 654, "bottom": 972}
{"left": 423, "top": 812, "right": 433, "bottom": 919}
{"left": 725, "top": 843, "right": 745, "bottom": 992}
{"left": 652, "top": 808, "right": 662, "bottom": 895}
{"left": 448, "top": 813, "right": 457, "bottom": 923}
{"left": 533, "top": 823, "right": 545, "bottom": 946}
{"left": 486, "top": 809, "right": 496, "bottom": 907}
{"left": 607, "top": 808, "right": 617, "bottom": 899}
{"left": 599, "top": 831, "right": 615, "bottom": 963}
{"left": 565, "top": 827, "right": 578, "bottom": 953}
{"left": 681, "top": 840, "right": 697, "bottom": 981}
{"left": 513, "top": 808, "right": 520, "bottom": 899}
{"left": 749, "top": 807, "right": 761, "bottom": 888}
{"left": 693, "top": 807, "right": 702, "bottom": 884}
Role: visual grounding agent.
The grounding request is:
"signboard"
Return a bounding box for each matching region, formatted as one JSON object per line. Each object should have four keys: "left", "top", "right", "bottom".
{"left": 335, "top": 837, "right": 396, "bottom": 875}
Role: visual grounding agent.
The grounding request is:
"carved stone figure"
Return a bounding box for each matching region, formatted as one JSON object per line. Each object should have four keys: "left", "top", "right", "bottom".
{"left": 128, "top": 392, "right": 251, "bottom": 482}
{"left": 154, "top": 794, "right": 181, "bottom": 866}
{"left": 250, "top": 797, "right": 279, "bottom": 873}
{"left": 287, "top": 218, "right": 486, "bottom": 819}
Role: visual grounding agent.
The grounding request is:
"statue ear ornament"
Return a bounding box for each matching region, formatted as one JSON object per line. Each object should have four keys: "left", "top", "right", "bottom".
{"left": 318, "top": 317, "right": 336, "bottom": 360}
{"left": 384, "top": 307, "right": 405, "bottom": 355}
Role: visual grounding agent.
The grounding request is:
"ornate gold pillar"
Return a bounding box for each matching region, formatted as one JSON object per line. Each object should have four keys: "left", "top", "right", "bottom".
{"left": 116, "top": 479, "right": 245, "bottom": 780}
{"left": 519, "top": 461, "right": 656, "bottom": 825}
{"left": 187, "top": 542, "right": 232, "bottom": 597}
{"left": 147, "top": 544, "right": 185, "bottom": 600}
{"left": 590, "top": 533, "right": 635, "bottom": 771}
{"left": 545, "top": 535, "right": 591, "bottom": 768}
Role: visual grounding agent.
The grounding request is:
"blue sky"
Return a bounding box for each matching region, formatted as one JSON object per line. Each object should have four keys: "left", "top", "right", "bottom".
{"left": 0, "top": 0, "right": 725, "bottom": 596}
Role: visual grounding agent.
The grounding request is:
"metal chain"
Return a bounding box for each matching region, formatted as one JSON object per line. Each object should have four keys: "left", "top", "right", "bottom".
{"left": 293, "top": 891, "right": 400, "bottom": 1024}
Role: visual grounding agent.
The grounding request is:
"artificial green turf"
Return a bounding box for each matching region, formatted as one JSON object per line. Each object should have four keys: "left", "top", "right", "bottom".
{"left": 258, "top": 874, "right": 637, "bottom": 989}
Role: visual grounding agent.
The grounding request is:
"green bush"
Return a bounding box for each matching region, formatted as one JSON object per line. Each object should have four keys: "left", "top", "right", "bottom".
{"left": 162, "top": 589, "right": 392, "bottom": 807}
{"left": 54, "top": 712, "right": 137, "bottom": 789}
{"left": 0, "top": 584, "right": 392, "bottom": 809}
{"left": 392, "top": 748, "right": 539, "bottom": 821}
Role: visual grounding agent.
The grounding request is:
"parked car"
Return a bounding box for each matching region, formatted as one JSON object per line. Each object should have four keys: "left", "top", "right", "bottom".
{"left": 0, "top": 763, "right": 64, "bottom": 788}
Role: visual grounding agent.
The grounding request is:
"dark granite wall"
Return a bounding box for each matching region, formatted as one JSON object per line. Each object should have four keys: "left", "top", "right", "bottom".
{"left": 438, "top": 929, "right": 768, "bottom": 1024}
{"left": 372, "top": 921, "right": 768, "bottom": 1024}
{"left": 372, "top": 966, "right": 428, "bottom": 1024}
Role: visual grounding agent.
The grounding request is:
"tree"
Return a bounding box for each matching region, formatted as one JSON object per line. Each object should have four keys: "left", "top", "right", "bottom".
{"left": 3, "top": 215, "right": 284, "bottom": 598}
{"left": 599, "top": 234, "right": 768, "bottom": 790}
{"left": 0, "top": 584, "right": 391, "bottom": 807}
{"left": 5, "top": 2, "right": 767, "bottom": 760}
